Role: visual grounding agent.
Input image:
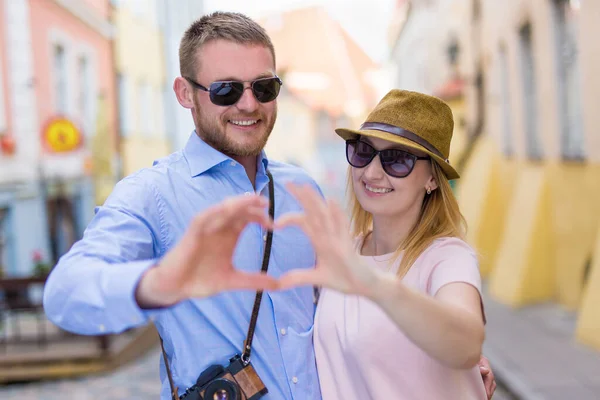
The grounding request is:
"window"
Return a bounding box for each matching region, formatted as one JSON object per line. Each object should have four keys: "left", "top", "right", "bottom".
{"left": 77, "top": 55, "right": 92, "bottom": 136}
{"left": 0, "top": 207, "right": 14, "bottom": 276}
{"left": 54, "top": 44, "right": 68, "bottom": 114}
{"left": 553, "top": 0, "right": 584, "bottom": 159}
{"left": 47, "top": 194, "right": 77, "bottom": 264}
{"left": 499, "top": 45, "right": 514, "bottom": 156}
{"left": 519, "top": 24, "right": 542, "bottom": 159}
{"left": 139, "top": 82, "right": 153, "bottom": 136}
{"left": 117, "top": 74, "right": 131, "bottom": 137}
{"left": 130, "top": 0, "right": 147, "bottom": 18}
{"left": 0, "top": 55, "right": 6, "bottom": 134}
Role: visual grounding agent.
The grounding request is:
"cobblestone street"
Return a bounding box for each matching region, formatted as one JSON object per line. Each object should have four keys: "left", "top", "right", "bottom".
{"left": 0, "top": 347, "right": 163, "bottom": 399}
{"left": 0, "top": 345, "right": 517, "bottom": 399}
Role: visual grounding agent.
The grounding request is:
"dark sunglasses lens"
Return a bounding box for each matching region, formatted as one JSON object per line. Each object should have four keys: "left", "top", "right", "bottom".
{"left": 381, "top": 149, "right": 416, "bottom": 177}
{"left": 209, "top": 81, "right": 244, "bottom": 106}
{"left": 347, "top": 141, "right": 375, "bottom": 168}
{"left": 252, "top": 78, "right": 281, "bottom": 103}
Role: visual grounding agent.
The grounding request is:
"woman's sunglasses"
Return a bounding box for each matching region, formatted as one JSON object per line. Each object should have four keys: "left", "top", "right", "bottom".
{"left": 346, "top": 139, "right": 429, "bottom": 178}
{"left": 184, "top": 76, "right": 282, "bottom": 106}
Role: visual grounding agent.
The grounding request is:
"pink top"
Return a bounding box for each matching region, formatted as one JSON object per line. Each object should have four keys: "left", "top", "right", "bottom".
{"left": 314, "top": 237, "right": 487, "bottom": 400}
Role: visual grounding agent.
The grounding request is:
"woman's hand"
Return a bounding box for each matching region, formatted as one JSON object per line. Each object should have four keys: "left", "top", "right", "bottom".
{"left": 276, "top": 184, "right": 384, "bottom": 297}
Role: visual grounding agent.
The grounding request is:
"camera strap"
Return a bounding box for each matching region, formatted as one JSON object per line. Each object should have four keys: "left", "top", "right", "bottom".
{"left": 159, "top": 170, "right": 275, "bottom": 400}
{"left": 241, "top": 169, "right": 275, "bottom": 364}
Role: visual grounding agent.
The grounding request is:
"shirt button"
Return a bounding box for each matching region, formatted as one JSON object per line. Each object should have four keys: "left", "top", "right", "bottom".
{"left": 98, "top": 324, "right": 106, "bottom": 332}
{"left": 292, "top": 376, "right": 298, "bottom": 384}
{"left": 263, "top": 234, "right": 267, "bottom": 241}
{"left": 244, "top": 191, "right": 252, "bottom": 196}
{"left": 230, "top": 161, "right": 236, "bottom": 167}
{"left": 280, "top": 328, "right": 287, "bottom": 336}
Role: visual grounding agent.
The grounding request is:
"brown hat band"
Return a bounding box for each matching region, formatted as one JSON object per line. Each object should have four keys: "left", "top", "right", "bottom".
{"left": 359, "top": 122, "right": 448, "bottom": 162}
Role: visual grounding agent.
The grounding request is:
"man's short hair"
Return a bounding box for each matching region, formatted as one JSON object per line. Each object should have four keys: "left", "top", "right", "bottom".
{"left": 179, "top": 11, "right": 276, "bottom": 78}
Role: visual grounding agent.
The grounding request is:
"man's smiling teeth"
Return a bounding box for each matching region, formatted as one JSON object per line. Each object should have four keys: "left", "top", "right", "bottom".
{"left": 365, "top": 184, "right": 393, "bottom": 193}
{"left": 230, "top": 120, "right": 258, "bottom": 126}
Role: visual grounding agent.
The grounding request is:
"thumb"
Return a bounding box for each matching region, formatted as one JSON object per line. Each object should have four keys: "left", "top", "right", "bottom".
{"left": 279, "top": 269, "right": 321, "bottom": 290}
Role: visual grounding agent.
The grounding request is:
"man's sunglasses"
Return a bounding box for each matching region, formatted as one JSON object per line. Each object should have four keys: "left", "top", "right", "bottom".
{"left": 184, "top": 76, "right": 282, "bottom": 106}
{"left": 346, "top": 139, "right": 430, "bottom": 178}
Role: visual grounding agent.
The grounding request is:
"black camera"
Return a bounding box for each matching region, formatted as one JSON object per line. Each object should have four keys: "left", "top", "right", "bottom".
{"left": 180, "top": 355, "right": 268, "bottom": 400}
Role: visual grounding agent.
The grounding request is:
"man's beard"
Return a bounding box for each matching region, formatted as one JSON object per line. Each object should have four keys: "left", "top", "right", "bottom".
{"left": 192, "top": 97, "right": 276, "bottom": 158}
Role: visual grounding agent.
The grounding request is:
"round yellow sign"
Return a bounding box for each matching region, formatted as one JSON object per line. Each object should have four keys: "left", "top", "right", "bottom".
{"left": 42, "top": 117, "right": 83, "bottom": 153}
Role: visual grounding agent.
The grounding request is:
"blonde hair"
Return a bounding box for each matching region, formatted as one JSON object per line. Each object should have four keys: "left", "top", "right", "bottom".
{"left": 347, "top": 160, "right": 467, "bottom": 278}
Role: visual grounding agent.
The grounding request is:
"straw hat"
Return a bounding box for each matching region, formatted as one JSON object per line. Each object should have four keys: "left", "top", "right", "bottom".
{"left": 335, "top": 89, "right": 459, "bottom": 180}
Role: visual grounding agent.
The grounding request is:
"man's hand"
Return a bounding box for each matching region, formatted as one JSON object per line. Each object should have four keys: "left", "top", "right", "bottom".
{"left": 135, "top": 194, "right": 278, "bottom": 308}
{"left": 479, "top": 355, "right": 497, "bottom": 399}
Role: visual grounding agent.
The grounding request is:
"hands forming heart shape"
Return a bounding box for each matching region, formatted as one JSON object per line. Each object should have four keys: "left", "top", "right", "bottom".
{"left": 135, "top": 184, "right": 386, "bottom": 308}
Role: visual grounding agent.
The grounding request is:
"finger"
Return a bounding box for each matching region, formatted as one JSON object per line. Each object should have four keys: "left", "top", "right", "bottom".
{"left": 221, "top": 195, "right": 269, "bottom": 219}
{"left": 328, "top": 198, "right": 349, "bottom": 236}
{"left": 229, "top": 206, "right": 274, "bottom": 231}
{"left": 294, "top": 184, "right": 330, "bottom": 222}
{"left": 287, "top": 184, "right": 325, "bottom": 218}
{"left": 287, "top": 184, "right": 333, "bottom": 234}
{"left": 486, "top": 381, "right": 494, "bottom": 400}
{"left": 275, "top": 213, "right": 324, "bottom": 251}
{"left": 479, "top": 366, "right": 490, "bottom": 375}
{"left": 191, "top": 195, "right": 268, "bottom": 235}
{"left": 278, "top": 269, "right": 323, "bottom": 289}
{"left": 208, "top": 203, "right": 272, "bottom": 234}
{"left": 274, "top": 213, "right": 306, "bottom": 230}
{"left": 226, "top": 271, "right": 281, "bottom": 292}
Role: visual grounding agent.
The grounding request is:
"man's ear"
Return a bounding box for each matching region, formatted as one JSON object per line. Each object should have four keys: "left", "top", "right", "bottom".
{"left": 173, "top": 77, "right": 194, "bottom": 109}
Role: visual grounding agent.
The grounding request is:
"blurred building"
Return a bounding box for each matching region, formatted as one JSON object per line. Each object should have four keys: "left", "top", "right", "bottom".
{"left": 261, "top": 6, "right": 380, "bottom": 201}
{"left": 111, "top": 0, "right": 170, "bottom": 177}
{"left": 0, "top": 0, "right": 117, "bottom": 276}
{"left": 387, "top": 0, "right": 474, "bottom": 176}
{"left": 388, "top": 0, "right": 600, "bottom": 350}
{"left": 161, "top": 0, "right": 204, "bottom": 152}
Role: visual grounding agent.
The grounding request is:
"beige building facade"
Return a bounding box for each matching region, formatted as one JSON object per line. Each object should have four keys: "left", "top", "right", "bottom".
{"left": 456, "top": 0, "right": 600, "bottom": 350}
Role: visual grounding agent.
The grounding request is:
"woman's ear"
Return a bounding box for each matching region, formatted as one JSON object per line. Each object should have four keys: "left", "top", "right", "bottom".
{"left": 173, "top": 77, "right": 194, "bottom": 109}
{"left": 426, "top": 175, "right": 438, "bottom": 192}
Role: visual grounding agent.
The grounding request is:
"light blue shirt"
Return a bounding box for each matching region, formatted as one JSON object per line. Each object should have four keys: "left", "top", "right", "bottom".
{"left": 43, "top": 132, "right": 322, "bottom": 399}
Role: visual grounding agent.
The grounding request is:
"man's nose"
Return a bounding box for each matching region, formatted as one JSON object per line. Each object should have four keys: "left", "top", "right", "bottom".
{"left": 235, "top": 86, "right": 259, "bottom": 112}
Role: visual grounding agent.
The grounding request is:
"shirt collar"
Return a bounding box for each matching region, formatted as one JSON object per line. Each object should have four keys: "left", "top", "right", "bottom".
{"left": 184, "top": 131, "right": 270, "bottom": 177}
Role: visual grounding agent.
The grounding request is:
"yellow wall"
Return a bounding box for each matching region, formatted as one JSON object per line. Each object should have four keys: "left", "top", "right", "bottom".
{"left": 548, "top": 164, "right": 600, "bottom": 309}
{"left": 452, "top": 0, "right": 600, "bottom": 352}
{"left": 459, "top": 147, "right": 600, "bottom": 347}
{"left": 488, "top": 164, "right": 555, "bottom": 306}
{"left": 113, "top": 8, "right": 164, "bottom": 84}
{"left": 121, "top": 137, "right": 171, "bottom": 177}
{"left": 447, "top": 97, "right": 468, "bottom": 165}
{"left": 576, "top": 225, "right": 600, "bottom": 349}
{"left": 457, "top": 136, "right": 516, "bottom": 277}
{"left": 113, "top": 5, "right": 170, "bottom": 177}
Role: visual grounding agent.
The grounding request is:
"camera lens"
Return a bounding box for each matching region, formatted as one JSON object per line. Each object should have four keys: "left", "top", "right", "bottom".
{"left": 213, "top": 389, "right": 229, "bottom": 400}
{"left": 204, "top": 378, "right": 240, "bottom": 400}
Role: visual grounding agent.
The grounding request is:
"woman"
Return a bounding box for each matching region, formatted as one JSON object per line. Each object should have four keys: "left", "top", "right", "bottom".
{"left": 277, "top": 90, "right": 488, "bottom": 399}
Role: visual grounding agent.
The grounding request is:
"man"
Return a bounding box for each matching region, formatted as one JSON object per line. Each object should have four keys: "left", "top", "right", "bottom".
{"left": 43, "top": 11, "right": 495, "bottom": 399}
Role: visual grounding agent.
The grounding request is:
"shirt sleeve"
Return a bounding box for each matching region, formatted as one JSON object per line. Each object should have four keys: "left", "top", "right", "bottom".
{"left": 427, "top": 239, "right": 482, "bottom": 296}
{"left": 426, "top": 238, "right": 486, "bottom": 323}
{"left": 43, "top": 173, "right": 166, "bottom": 335}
